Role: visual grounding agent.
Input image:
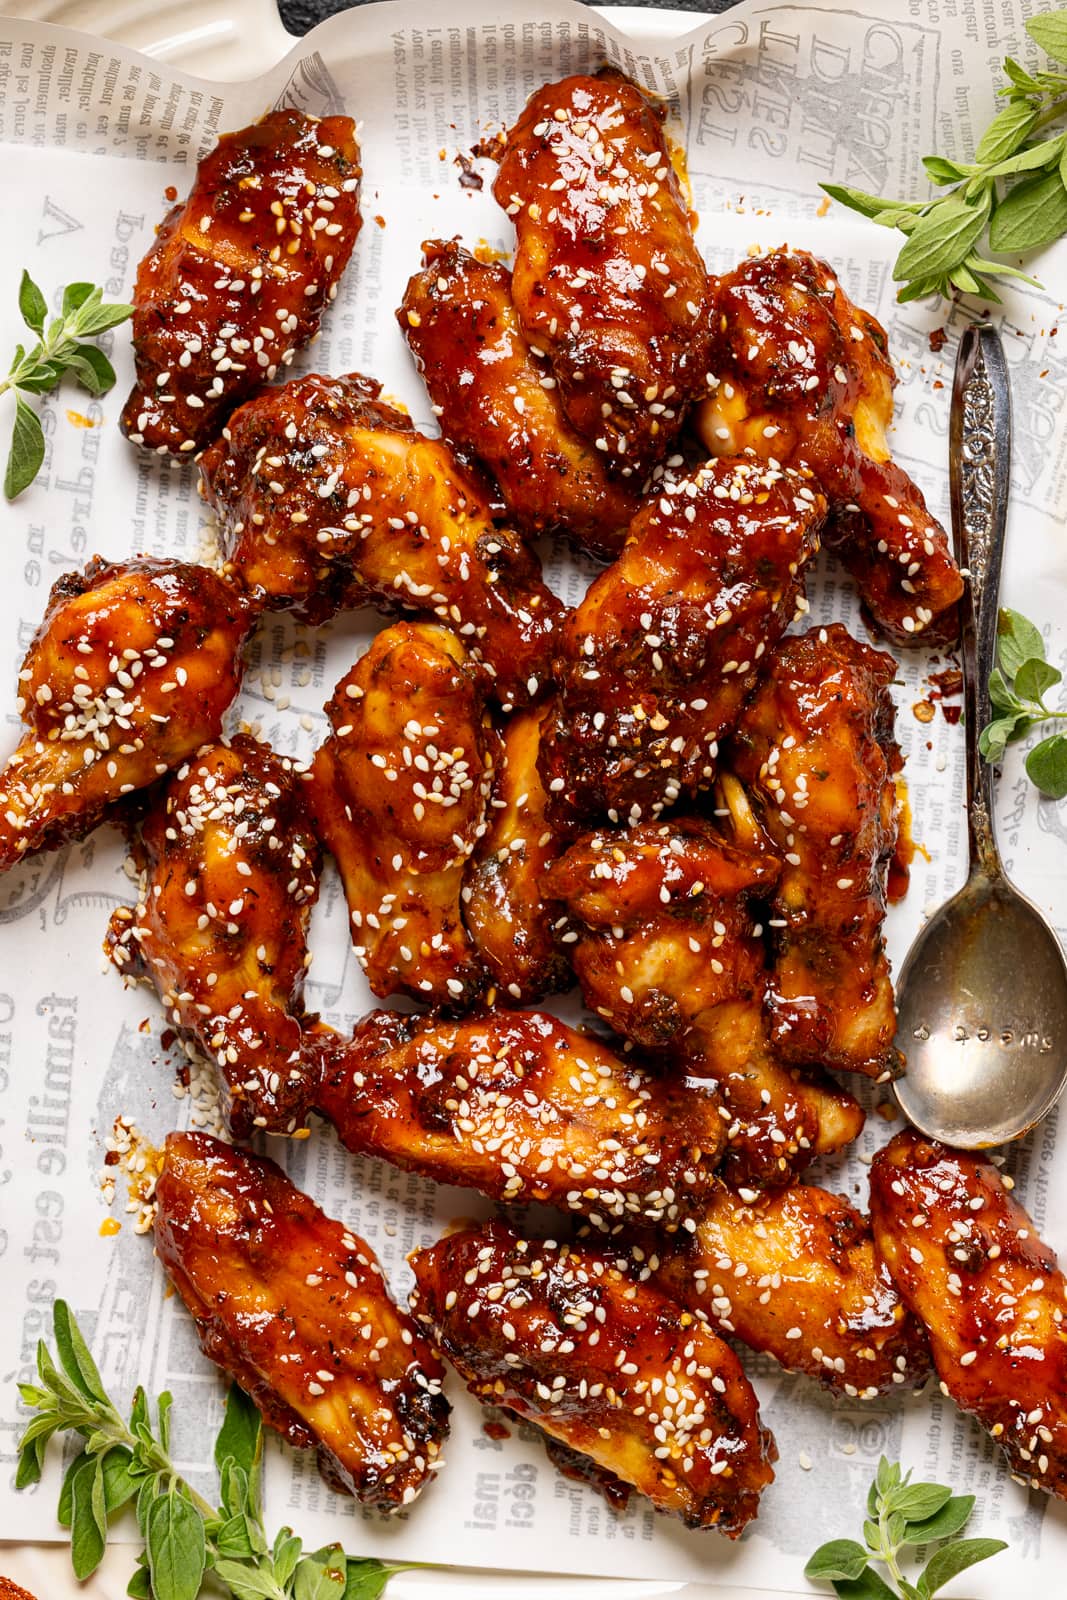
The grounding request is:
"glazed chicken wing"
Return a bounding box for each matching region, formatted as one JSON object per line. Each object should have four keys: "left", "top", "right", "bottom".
{"left": 200, "top": 372, "right": 564, "bottom": 710}
{"left": 122, "top": 110, "right": 361, "bottom": 457}
{"left": 462, "top": 703, "right": 569, "bottom": 1003}
{"left": 0, "top": 558, "right": 251, "bottom": 873}
{"left": 729, "top": 624, "right": 900, "bottom": 1079}
{"left": 155, "top": 1132, "right": 449, "bottom": 1509}
{"left": 544, "top": 815, "right": 776, "bottom": 1050}
{"left": 655, "top": 1183, "right": 929, "bottom": 1397}
{"left": 315, "top": 1008, "right": 724, "bottom": 1231}
{"left": 308, "top": 623, "right": 493, "bottom": 1009}
{"left": 538, "top": 456, "right": 824, "bottom": 830}
{"left": 399, "top": 240, "right": 640, "bottom": 559}
{"left": 410, "top": 1221, "right": 776, "bottom": 1532}
{"left": 696, "top": 248, "right": 961, "bottom": 644}
{"left": 106, "top": 736, "right": 321, "bottom": 1140}
{"left": 495, "top": 73, "right": 711, "bottom": 477}
{"left": 871, "top": 1130, "right": 1067, "bottom": 1499}
{"left": 685, "top": 1002, "right": 864, "bottom": 1190}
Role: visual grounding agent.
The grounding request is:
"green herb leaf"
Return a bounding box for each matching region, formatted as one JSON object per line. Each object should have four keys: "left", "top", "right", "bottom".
{"left": 5, "top": 391, "right": 46, "bottom": 500}
{"left": 343, "top": 1560, "right": 397, "bottom": 1600}
{"left": 58, "top": 1449, "right": 90, "bottom": 1527}
{"left": 820, "top": 183, "right": 911, "bottom": 221}
{"left": 830, "top": 1571, "right": 899, "bottom": 1600}
{"left": 126, "top": 1558, "right": 152, "bottom": 1600}
{"left": 157, "top": 1390, "right": 174, "bottom": 1454}
{"left": 894, "top": 191, "right": 991, "bottom": 283}
{"left": 70, "top": 1452, "right": 108, "bottom": 1580}
{"left": 294, "top": 1547, "right": 348, "bottom": 1600}
{"left": 1027, "top": 11, "right": 1067, "bottom": 64}
{"left": 73, "top": 295, "right": 135, "bottom": 337}
{"left": 1015, "top": 656, "right": 1062, "bottom": 704}
{"left": 212, "top": 1558, "right": 288, "bottom": 1599}
{"left": 146, "top": 1490, "right": 207, "bottom": 1600}
{"left": 101, "top": 1446, "right": 140, "bottom": 1515}
{"left": 903, "top": 1494, "right": 975, "bottom": 1545}
{"left": 1003, "top": 56, "right": 1043, "bottom": 92}
{"left": 53, "top": 1300, "right": 108, "bottom": 1405}
{"left": 18, "top": 270, "right": 47, "bottom": 336}
{"left": 889, "top": 1483, "right": 953, "bottom": 1521}
{"left": 923, "top": 155, "right": 971, "bottom": 183}
{"left": 214, "top": 1511, "right": 260, "bottom": 1560}
{"left": 989, "top": 169, "right": 1067, "bottom": 251}
{"left": 273, "top": 1527, "right": 304, "bottom": 1587}
{"left": 975, "top": 99, "right": 1038, "bottom": 164}
{"left": 918, "top": 1536, "right": 1008, "bottom": 1596}
{"left": 998, "top": 608, "right": 1047, "bottom": 678}
{"left": 1026, "top": 733, "right": 1067, "bottom": 798}
{"left": 804, "top": 1539, "right": 870, "bottom": 1581}
{"left": 65, "top": 342, "right": 117, "bottom": 397}
{"left": 216, "top": 1383, "right": 262, "bottom": 1484}
{"left": 61, "top": 283, "right": 96, "bottom": 319}
{"left": 982, "top": 132, "right": 1067, "bottom": 178}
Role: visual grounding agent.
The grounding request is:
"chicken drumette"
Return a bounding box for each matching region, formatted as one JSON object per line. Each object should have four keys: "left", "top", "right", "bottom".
{"left": 0, "top": 557, "right": 251, "bottom": 873}
{"left": 106, "top": 736, "right": 321, "bottom": 1140}
{"left": 410, "top": 1221, "right": 776, "bottom": 1532}
{"left": 495, "top": 72, "right": 712, "bottom": 477}
{"left": 871, "top": 1130, "right": 1067, "bottom": 1501}
{"left": 155, "top": 1132, "right": 449, "bottom": 1509}
{"left": 308, "top": 622, "right": 494, "bottom": 1010}
{"left": 315, "top": 1008, "right": 724, "bottom": 1231}
{"left": 400, "top": 239, "right": 640, "bottom": 559}
{"left": 122, "top": 110, "right": 362, "bottom": 456}
{"left": 729, "top": 623, "right": 901, "bottom": 1079}
{"left": 199, "top": 372, "right": 564, "bottom": 710}
{"left": 538, "top": 456, "right": 824, "bottom": 830}
{"left": 654, "top": 1183, "right": 929, "bottom": 1397}
{"left": 462, "top": 703, "right": 569, "bottom": 1003}
{"left": 696, "top": 248, "right": 961, "bottom": 645}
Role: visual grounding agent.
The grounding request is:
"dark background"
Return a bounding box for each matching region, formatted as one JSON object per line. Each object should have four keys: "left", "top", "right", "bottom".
{"left": 280, "top": 0, "right": 724, "bottom": 35}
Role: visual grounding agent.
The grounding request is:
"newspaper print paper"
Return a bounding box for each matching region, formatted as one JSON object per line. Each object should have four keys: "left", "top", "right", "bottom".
{"left": 1, "top": 0, "right": 1066, "bottom": 1589}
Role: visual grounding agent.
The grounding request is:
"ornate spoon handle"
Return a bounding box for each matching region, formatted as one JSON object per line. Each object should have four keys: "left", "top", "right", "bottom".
{"left": 949, "top": 322, "right": 1012, "bottom": 875}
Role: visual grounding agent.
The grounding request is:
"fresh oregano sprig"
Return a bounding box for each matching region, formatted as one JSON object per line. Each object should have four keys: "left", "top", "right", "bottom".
{"left": 805, "top": 1456, "right": 1006, "bottom": 1600}
{"left": 979, "top": 607, "right": 1067, "bottom": 798}
{"left": 821, "top": 8, "right": 1067, "bottom": 302}
{"left": 18, "top": 1299, "right": 417, "bottom": 1600}
{"left": 2, "top": 270, "right": 133, "bottom": 500}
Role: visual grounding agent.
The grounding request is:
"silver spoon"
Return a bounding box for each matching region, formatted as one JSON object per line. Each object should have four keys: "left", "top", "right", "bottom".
{"left": 892, "top": 322, "right": 1067, "bottom": 1148}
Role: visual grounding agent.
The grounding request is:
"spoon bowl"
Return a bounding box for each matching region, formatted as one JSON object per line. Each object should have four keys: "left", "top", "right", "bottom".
{"left": 892, "top": 321, "right": 1067, "bottom": 1147}
{"left": 893, "top": 870, "right": 1067, "bottom": 1146}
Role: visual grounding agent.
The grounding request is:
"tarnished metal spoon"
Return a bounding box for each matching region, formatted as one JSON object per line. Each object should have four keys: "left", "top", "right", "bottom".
{"left": 892, "top": 323, "right": 1067, "bottom": 1147}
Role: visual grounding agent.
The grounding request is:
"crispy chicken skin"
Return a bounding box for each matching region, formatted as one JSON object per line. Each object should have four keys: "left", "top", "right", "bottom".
{"left": 655, "top": 1183, "right": 929, "bottom": 1397}
{"left": 315, "top": 1008, "right": 724, "bottom": 1231}
{"left": 730, "top": 624, "right": 900, "bottom": 1079}
{"left": 495, "top": 73, "right": 711, "bottom": 477}
{"left": 538, "top": 456, "right": 824, "bottom": 830}
{"left": 106, "top": 737, "right": 321, "bottom": 1140}
{"left": 463, "top": 703, "right": 569, "bottom": 1003}
{"left": 871, "top": 1131, "right": 1067, "bottom": 1500}
{"left": 121, "top": 110, "right": 361, "bottom": 457}
{"left": 410, "top": 1221, "right": 776, "bottom": 1532}
{"left": 308, "top": 623, "right": 493, "bottom": 1009}
{"left": 544, "top": 816, "right": 776, "bottom": 1050}
{"left": 685, "top": 1002, "right": 864, "bottom": 1190}
{"left": 399, "top": 240, "right": 640, "bottom": 559}
{"left": 0, "top": 558, "right": 251, "bottom": 873}
{"left": 155, "top": 1132, "right": 449, "bottom": 1509}
{"left": 200, "top": 372, "right": 563, "bottom": 710}
{"left": 696, "top": 248, "right": 961, "bottom": 645}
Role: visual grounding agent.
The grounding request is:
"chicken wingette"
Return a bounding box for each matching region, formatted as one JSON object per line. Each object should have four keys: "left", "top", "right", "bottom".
{"left": 871, "top": 1129, "right": 1067, "bottom": 1501}
{"left": 155, "top": 1133, "right": 449, "bottom": 1509}
{"left": 410, "top": 1221, "right": 776, "bottom": 1532}
{"left": 0, "top": 558, "right": 251, "bottom": 872}
{"left": 538, "top": 455, "right": 824, "bottom": 830}
{"left": 309, "top": 623, "right": 494, "bottom": 1010}
{"left": 122, "top": 110, "right": 361, "bottom": 456}
{"left": 106, "top": 736, "right": 321, "bottom": 1140}
{"left": 654, "top": 1183, "right": 929, "bottom": 1397}
{"left": 199, "top": 372, "right": 565, "bottom": 709}
{"left": 495, "top": 72, "right": 712, "bottom": 476}
{"left": 729, "top": 623, "right": 901, "bottom": 1079}
{"left": 315, "top": 1008, "right": 724, "bottom": 1231}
